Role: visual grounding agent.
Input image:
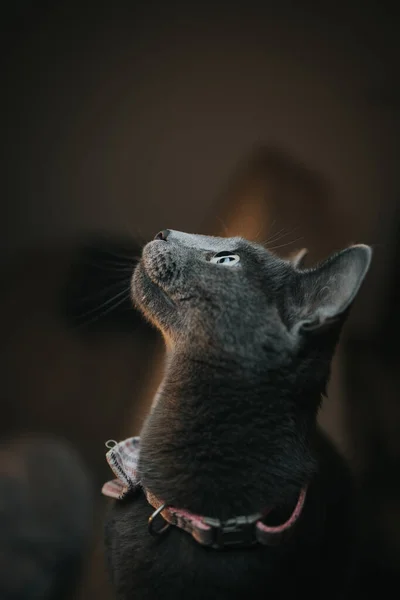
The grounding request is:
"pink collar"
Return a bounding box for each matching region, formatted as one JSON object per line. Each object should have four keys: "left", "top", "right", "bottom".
{"left": 102, "top": 437, "right": 308, "bottom": 550}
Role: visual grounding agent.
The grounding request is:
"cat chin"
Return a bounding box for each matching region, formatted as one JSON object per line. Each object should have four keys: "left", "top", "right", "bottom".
{"left": 131, "top": 262, "right": 177, "bottom": 329}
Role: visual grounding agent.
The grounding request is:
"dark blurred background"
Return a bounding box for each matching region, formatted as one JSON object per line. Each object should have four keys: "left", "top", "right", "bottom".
{"left": 1, "top": 1, "right": 399, "bottom": 597}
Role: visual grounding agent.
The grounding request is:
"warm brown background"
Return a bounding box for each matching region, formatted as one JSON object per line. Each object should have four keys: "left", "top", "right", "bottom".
{"left": 1, "top": 1, "right": 399, "bottom": 597}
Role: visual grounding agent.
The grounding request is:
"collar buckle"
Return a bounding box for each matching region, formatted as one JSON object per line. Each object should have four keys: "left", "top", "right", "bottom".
{"left": 204, "top": 513, "right": 261, "bottom": 549}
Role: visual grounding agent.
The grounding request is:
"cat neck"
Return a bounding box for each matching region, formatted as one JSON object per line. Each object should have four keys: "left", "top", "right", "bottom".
{"left": 138, "top": 346, "right": 323, "bottom": 519}
{"left": 159, "top": 343, "right": 327, "bottom": 406}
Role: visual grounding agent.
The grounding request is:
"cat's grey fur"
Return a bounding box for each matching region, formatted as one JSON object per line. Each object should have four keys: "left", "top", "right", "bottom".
{"left": 105, "top": 230, "right": 372, "bottom": 599}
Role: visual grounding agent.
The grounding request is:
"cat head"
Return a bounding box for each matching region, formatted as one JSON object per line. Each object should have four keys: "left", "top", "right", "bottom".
{"left": 132, "top": 229, "right": 371, "bottom": 361}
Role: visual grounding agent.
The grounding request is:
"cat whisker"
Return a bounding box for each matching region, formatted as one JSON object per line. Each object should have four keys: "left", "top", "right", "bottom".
{"left": 74, "top": 279, "right": 133, "bottom": 304}
{"left": 258, "top": 229, "right": 287, "bottom": 247}
{"left": 82, "top": 259, "right": 137, "bottom": 273}
{"left": 75, "top": 293, "right": 133, "bottom": 328}
{"left": 251, "top": 225, "right": 265, "bottom": 243}
{"left": 74, "top": 286, "right": 132, "bottom": 323}
{"left": 86, "top": 251, "right": 141, "bottom": 263}
{"left": 267, "top": 236, "right": 304, "bottom": 252}
{"left": 261, "top": 225, "right": 301, "bottom": 247}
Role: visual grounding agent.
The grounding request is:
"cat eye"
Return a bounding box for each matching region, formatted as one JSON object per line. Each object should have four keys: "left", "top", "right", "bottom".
{"left": 209, "top": 251, "right": 240, "bottom": 266}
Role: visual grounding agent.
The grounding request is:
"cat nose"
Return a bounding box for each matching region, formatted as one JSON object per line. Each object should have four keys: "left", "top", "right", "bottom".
{"left": 154, "top": 229, "right": 170, "bottom": 241}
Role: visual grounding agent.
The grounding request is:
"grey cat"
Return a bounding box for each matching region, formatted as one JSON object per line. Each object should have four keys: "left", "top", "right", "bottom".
{"left": 104, "top": 229, "right": 372, "bottom": 599}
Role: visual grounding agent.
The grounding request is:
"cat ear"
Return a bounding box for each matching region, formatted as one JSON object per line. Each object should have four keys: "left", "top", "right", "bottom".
{"left": 292, "top": 244, "right": 372, "bottom": 333}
